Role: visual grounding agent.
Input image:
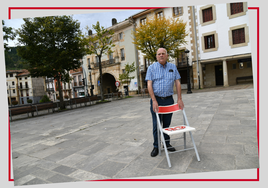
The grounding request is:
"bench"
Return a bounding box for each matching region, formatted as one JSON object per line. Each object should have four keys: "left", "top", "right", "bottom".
{"left": 32, "top": 102, "right": 55, "bottom": 115}
{"left": 236, "top": 75, "right": 253, "bottom": 84}
{"left": 70, "top": 97, "right": 91, "bottom": 108}
{"left": 9, "top": 105, "right": 34, "bottom": 121}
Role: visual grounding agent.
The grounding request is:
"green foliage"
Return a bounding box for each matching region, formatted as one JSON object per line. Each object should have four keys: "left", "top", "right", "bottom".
{"left": 39, "top": 95, "right": 51, "bottom": 103}
{"left": 16, "top": 15, "right": 87, "bottom": 109}
{"left": 11, "top": 101, "right": 18, "bottom": 105}
{"left": 4, "top": 47, "right": 29, "bottom": 70}
{"left": 83, "top": 21, "right": 115, "bottom": 101}
{"left": 27, "top": 99, "right": 32, "bottom": 103}
{"left": 119, "top": 62, "right": 136, "bottom": 85}
{"left": 132, "top": 14, "right": 188, "bottom": 62}
{"left": 2, "top": 20, "right": 16, "bottom": 51}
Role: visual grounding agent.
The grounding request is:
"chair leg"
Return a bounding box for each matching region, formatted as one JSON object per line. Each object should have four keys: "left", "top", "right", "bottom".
{"left": 156, "top": 113, "right": 171, "bottom": 167}
{"left": 189, "top": 131, "right": 200, "bottom": 161}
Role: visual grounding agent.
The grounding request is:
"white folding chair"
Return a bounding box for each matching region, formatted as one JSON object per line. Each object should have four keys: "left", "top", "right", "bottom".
{"left": 156, "top": 103, "right": 200, "bottom": 168}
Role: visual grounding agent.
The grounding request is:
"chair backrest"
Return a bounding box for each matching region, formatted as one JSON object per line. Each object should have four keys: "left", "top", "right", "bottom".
{"left": 157, "top": 103, "right": 182, "bottom": 114}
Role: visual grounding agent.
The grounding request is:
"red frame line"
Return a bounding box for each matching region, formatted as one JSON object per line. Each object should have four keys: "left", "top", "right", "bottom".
{"left": 8, "top": 7, "right": 260, "bottom": 182}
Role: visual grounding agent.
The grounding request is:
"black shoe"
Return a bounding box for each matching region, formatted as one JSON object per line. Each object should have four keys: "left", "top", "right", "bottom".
{"left": 151, "top": 147, "right": 159, "bottom": 157}
{"left": 166, "top": 144, "right": 176, "bottom": 152}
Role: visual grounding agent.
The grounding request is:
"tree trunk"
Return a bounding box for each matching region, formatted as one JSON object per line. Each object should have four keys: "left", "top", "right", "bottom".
{"left": 57, "top": 77, "right": 65, "bottom": 109}
{"left": 98, "top": 56, "right": 104, "bottom": 101}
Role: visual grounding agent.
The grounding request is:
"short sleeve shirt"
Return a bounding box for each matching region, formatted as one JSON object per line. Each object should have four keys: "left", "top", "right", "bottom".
{"left": 145, "top": 62, "right": 181, "bottom": 97}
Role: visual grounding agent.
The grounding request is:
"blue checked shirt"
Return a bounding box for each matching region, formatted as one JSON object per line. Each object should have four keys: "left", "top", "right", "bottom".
{"left": 145, "top": 62, "right": 181, "bottom": 97}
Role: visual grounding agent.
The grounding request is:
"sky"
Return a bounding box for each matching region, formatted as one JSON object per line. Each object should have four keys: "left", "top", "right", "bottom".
{"left": 3, "top": 9, "right": 145, "bottom": 47}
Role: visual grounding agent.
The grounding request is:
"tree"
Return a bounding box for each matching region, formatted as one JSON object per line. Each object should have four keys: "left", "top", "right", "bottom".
{"left": 16, "top": 15, "right": 86, "bottom": 109}
{"left": 85, "top": 21, "right": 115, "bottom": 101}
{"left": 119, "top": 62, "right": 136, "bottom": 86}
{"left": 132, "top": 14, "right": 188, "bottom": 62}
{"left": 2, "top": 20, "right": 16, "bottom": 51}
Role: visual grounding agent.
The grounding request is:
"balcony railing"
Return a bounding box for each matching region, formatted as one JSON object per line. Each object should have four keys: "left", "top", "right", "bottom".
{"left": 93, "top": 59, "right": 118, "bottom": 68}
{"left": 45, "top": 78, "right": 54, "bottom": 83}
{"left": 18, "top": 85, "right": 29, "bottom": 90}
{"left": 46, "top": 88, "right": 54, "bottom": 92}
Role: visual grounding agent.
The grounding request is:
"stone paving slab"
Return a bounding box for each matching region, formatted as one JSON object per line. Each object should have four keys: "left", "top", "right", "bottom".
{"left": 9, "top": 84, "right": 259, "bottom": 186}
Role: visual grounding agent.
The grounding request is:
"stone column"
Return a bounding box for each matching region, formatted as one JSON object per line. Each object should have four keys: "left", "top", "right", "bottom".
{"left": 222, "top": 59, "right": 229, "bottom": 87}
{"left": 199, "top": 62, "right": 204, "bottom": 89}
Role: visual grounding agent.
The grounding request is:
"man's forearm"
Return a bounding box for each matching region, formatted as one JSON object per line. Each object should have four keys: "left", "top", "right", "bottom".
{"left": 147, "top": 81, "right": 156, "bottom": 101}
{"left": 175, "top": 79, "right": 182, "bottom": 101}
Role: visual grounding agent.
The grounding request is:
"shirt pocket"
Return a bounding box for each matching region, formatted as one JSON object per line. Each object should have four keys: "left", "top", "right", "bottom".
{"left": 167, "top": 71, "right": 175, "bottom": 80}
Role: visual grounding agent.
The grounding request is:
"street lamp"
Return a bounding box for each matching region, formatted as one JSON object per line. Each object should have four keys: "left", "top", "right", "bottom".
{"left": 88, "top": 66, "right": 94, "bottom": 96}
{"left": 184, "top": 49, "right": 192, "bottom": 94}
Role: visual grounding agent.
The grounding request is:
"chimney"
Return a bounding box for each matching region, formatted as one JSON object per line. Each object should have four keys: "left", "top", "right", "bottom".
{"left": 112, "top": 18, "right": 117, "bottom": 26}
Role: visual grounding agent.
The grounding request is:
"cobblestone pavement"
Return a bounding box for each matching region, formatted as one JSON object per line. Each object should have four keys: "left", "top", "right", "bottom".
{"left": 10, "top": 83, "right": 259, "bottom": 186}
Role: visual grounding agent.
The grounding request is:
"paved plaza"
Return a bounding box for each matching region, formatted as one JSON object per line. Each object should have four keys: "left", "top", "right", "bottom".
{"left": 10, "top": 84, "right": 259, "bottom": 186}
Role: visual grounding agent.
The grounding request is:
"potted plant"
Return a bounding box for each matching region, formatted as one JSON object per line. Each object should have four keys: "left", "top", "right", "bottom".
{"left": 12, "top": 100, "right": 18, "bottom": 105}
{"left": 27, "top": 99, "right": 33, "bottom": 103}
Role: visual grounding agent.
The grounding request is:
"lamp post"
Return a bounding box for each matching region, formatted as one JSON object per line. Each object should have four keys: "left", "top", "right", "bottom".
{"left": 88, "top": 66, "right": 94, "bottom": 96}
{"left": 184, "top": 49, "right": 192, "bottom": 94}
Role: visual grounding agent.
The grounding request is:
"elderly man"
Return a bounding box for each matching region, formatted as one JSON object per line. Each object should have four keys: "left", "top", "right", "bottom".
{"left": 145, "top": 48, "right": 184, "bottom": 157}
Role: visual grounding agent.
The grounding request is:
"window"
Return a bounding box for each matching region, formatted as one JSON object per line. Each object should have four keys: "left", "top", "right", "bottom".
{"left": 19, "top": 78, "right": 22, "bottom": 80}
{"left": 140, "top": 17, "right": 146, "bottom": 26}
{"left": 10, "top": 74, "right": 13, "bottom": 77}
{"left": 173, "top": 7, "right": 183, "bottom": 17}
{"left": 227, "top": 2, "right": 247, "bottom": 19}
{"left": 199, "top": 5, "right": 216, "bottom": 26}
{"left": 120, "top": 48, "right": 125, "bottom": 61}
{"left": 232, "top": 28, "right": 245, "bottom": 44}
{"left": 177, "top": 51, "right": 186, "bottom": 67}
{"left": 231, "top": 2, "right": 243, "bottom": 15}
{"left": 156, "top": 11, "right": 164, "bottom": 19}
{"left": 119, "top": 32, "right": 123, "bottom": 40}
{"left": 95, "top": 56, "right": 99, "bottom": 64}
{"left": 12, "top": 81, "right": 15, "bottom": 85}
{"left": 25, "top": 77, "right": 27, "bottom": 79}
{"left": 229, "top": 24, "right": 249, "bottom": 48}
{"left": 233, "top": 63, "right": 236, "bottom": 69}
{"left": 247, "top": 62, "right": 252, "bottom": 68}
{"left": 13, "top": 89, "right": 15, "bottom": 94}
{"left": 202, "top": 31, "right": 218, "bottom": 52}
{"left": 144, "top": 58, "right": 152, "bottom": 69}
{"left": 87, "top": 58, "right": 91, "bottom": 69}
{"left": 6, "top": 82, "right": 8, "bottom": 86}
{"left": 203, "top": 7, "right": 213, "bottom": 23}
{"left": 204, "top": 35, "right": 215, "bottom": 49}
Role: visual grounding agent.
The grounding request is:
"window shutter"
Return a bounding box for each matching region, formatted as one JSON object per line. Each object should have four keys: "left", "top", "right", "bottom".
{"left": 231, "top": 3, "right": 243, "bottom": 15}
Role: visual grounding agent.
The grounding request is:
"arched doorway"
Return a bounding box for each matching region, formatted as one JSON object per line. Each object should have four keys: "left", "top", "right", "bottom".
{"left": 98, "top": 73, "right": 117, "bottom": 94}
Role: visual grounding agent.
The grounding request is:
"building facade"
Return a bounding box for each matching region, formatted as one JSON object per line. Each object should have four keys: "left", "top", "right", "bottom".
{"left": 82, "top": 18, "right": 138, "bottom": 96}
{"left": 195, "top": 2, "right": 252, "bottom": 88}
{"left": 131, "top": 7, "right": 196, "bottom": 92}
{"left": 6, "top": 69, "right": 46, "bottom": 105}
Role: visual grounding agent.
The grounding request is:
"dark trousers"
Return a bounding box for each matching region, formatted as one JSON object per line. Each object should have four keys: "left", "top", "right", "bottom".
{"left": 150, "top": 96, "right": 174, "bottom": 148}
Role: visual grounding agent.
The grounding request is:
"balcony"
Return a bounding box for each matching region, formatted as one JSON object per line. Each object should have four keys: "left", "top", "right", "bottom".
{"left": 45, "top": 78, "right": 54, "bottom": 83}
{"left": 93, "top": 58, "right": 119, "bottom": 68}
{"left": 46, "top": 88, "right": 54, "bottom": 92}
{"left": 18, "top": 85, "right": 29, "bottom": 90}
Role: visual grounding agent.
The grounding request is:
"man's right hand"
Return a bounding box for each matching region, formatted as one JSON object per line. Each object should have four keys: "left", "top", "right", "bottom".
{"left": 152, "top": 100, "right": 159, "bottom": 113}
